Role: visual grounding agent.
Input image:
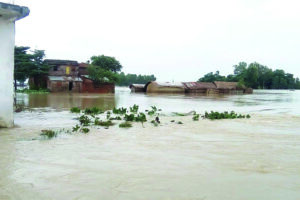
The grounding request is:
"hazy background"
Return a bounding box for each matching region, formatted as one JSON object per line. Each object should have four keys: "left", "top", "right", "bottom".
{"left": 10, "top": 0, "right": 300, "bottom": 81}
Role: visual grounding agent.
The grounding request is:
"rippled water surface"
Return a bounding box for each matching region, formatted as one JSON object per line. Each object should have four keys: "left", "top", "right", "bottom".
{"left": 1, "top": 88, "right": 300, "bottom": 200}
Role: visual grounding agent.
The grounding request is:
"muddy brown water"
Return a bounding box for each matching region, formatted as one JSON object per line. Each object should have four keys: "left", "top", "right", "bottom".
{"left": 1, "top": 88, "right": 300, "bottom": 200}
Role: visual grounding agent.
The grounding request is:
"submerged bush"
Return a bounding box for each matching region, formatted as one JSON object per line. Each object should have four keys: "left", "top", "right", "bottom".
{"left": 94, "top": 119, "right": 114, "bottom": 127}
{"left": 109, "top": 116, "right": 122, "bottom": 120}
{"left": 113, "top": 107, "right": 127, "bottom": 115}
{"left": 119, "top": 122, "right": 132, "bottom": 128}
{"left": 79, "top": 115, "right": 91, "bottom": 126}
{"left": 81, "top": 128, "right": 90, "bottom": 134}
{"left": 40, "top": 130, "right": 57, "bottom": 139}
{"left": 129, "top": 104, "right": 139, "bottom": 113}
{"left": 84, "top": 107, "right": 103, "bottom": 115}
{"left": 70, "top": 107, "right": 81, "bottom": 113}
{"left": 72, "top": 124, "right": 81, "bottom": 132}
{"left": 193, "top": 114, "right": 200, "bottom": 121}
{"left": 204, "top": 111, "right": 251, "bottom": 120}
{"left": 16, "top": 88, "right": 50, "bottom": 94}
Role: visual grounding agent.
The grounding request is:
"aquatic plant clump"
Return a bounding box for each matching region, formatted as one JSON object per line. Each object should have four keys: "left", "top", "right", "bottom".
{"left": 94, "top": 119, "right": 114, "bottom": 127}
{"left": 84, "top": 107, "right": 103, "bottom": 115}
{"left": 16, "top": 88, "right": 50, "bottom": 94}
{"left": 204, "top": 111, "right": 251, "bottom": 120}
{"left": 79, "top": 115, "right": 91, "bottom": 126}
{"left": 70, "top": 107, "right": 81, "bottom": 113}
{"left": 193, "top": 114, "right": 200, "bottom": 121}
{"left": 113, "top": 107, "right": 127, "bottom": 115}
{"left": 130, "top": 104, "right": 139, "bottom": 113}
{"left": 40, "top": 130, "right": 57, "bottom": 139}
{"left": 119, "top": 122, "right": 132, "bottom": 128}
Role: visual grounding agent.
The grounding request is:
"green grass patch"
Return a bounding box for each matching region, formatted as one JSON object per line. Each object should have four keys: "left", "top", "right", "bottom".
{"left": 16, "top": 88, "right": 50, "bottom": 94}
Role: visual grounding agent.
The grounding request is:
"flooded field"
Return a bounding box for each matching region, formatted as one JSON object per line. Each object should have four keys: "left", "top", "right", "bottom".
{"left": 1, "top": 88, "right": 300, "bottom": 200}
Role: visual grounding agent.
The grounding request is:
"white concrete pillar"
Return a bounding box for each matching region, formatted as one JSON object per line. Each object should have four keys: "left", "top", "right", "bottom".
{"left": 0, "top": 3, "right": 29, "bottom": 128}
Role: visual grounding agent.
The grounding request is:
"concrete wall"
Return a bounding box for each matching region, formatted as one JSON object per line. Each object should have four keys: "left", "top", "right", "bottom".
{"left": 0, "top": 19, "right": 15, "bottom": 127}
{"left": 48, "top": 65, "right": 79, "bottom": 76}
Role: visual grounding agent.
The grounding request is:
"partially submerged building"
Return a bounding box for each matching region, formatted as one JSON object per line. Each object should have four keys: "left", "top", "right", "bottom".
{"left": 129, "top": 84, "right": 146, "bottom": 92}
{"left": 145, "top": 81, "right": 185, "bottom": 93}
{"left": 44, "top": 59, "right": 114, "bottom": 93}
{"left": 135, "top": 81, "right": 253, "bottom": 94}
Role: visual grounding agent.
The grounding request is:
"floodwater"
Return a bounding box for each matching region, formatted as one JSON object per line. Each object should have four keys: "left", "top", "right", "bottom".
{"left": 1, "top": 88, "right": 300, "bottom": 200}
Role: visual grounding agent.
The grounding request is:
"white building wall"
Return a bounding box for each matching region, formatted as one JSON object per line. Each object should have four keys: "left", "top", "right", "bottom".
{"left": 0, "top": 19, "right": 15, "bottom": 127}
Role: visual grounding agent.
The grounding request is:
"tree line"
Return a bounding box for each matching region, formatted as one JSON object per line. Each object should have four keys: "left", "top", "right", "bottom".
{"left": 117, "top": 72, "right": 156, "bottom": 86}
{"left": 198, "top": 62, "right": 300, "bottom": 89}
{"left": 14, "top": 46, "right": 156, "bottom": 89}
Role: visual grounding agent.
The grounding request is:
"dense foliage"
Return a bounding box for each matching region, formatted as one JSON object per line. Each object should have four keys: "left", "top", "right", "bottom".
{"left": 90, "top": 55, "right": 122, "bottom": 72}
{"left": 198, "top": 62, "right": 300, "bottom": 89}
{"left": 117, "top": 72, "right": 156, "bottom": 86}
{"left": 14, "top": 46, "right": 49, "bottom": 90}
{"left": 87, "top": 65, "right": 119, "bottom": 84}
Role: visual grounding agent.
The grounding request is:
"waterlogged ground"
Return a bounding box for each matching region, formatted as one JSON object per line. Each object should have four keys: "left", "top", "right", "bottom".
{"left": 1, "top": 88, "right": 300, "bottom": 200}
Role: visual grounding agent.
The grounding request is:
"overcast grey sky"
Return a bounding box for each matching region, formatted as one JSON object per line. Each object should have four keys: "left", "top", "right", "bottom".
{"left": 12, "top": 0, "right": 300, "bottom": 81}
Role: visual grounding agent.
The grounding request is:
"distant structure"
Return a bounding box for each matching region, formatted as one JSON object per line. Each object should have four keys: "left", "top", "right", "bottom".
{"left": 130, "top": 81, "right": 253, "bottom": 94}
{"left": 0, "top": 2, "right": 29, "bottom": 128}
{"left": 44, "top": 59, "right": 114, "bottom": 93}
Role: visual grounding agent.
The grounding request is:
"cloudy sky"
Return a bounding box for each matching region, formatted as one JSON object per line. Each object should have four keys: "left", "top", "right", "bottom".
{"left": 11, "top": 0, "right": 300, "bottom": 81}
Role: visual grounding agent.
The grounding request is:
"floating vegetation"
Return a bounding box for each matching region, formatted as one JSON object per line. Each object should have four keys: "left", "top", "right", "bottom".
{"left": 124, "top": 113, "right": 135, "bottom": 122}
{"left": 79, "top": 115, "right": 91, "bottom": 126}
{"left": 70, "top": 107, "right": 81, "bottom": 113}
{"left": 72, "top": 124, "right": 81, "bottom": 132}
{"left": 193, "top": 114, "right": 200, "bottom": 121}
{"left": 94, "top": 119, "right": 114, "bottom": 127}
{"left": 151, "top": 120, "right": 159, "bottom": 127}
{"left": 177, "top": 121, "right": 183, "bottom": 124}
{"left": 84, "top": 107, "right": 103, "bottom": 115}
{"left": 204, "top": 111, "right": 251, "bottom": 120}
{"left": 113, "top": 107, "right": 127, "bottom": 115}
{"left": 109, "top": 116, "right": 122, "bottom": 120}
{"left": 81, "top": 128, "right": 90, "bottom": 134}
{"left": 170, "top": 120, "right": 175, "bottom": 122}
{"left": 173, "top": 111, "right": 195, "bottom": 116}
{"left": 129, "top": 104, "right": 139, "bottom": 113}
{"left": 40, "top": 130, "right": 57, "bottom": 139}
{"left": 16, "top": 88, "right": 50, "bottom": 94}
{"left": 119, "top": 122, "right": 132, "bottom": 128}
{"left": 135, "top": 113, "right": 147, "bottom": 122}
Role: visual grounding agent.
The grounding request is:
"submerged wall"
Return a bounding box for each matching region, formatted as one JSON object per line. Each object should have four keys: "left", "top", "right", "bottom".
{"left": 0, "top": 19, "right": 15, "bottom": 127}
{"left": 0, "top": 2, "right": 30, "bottom": 127}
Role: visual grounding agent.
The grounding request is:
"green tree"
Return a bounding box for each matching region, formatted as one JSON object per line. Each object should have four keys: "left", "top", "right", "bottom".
{"left": 14, "top": 46, "right": 34, "bottom": 91}
{"left": 87, "top": 65, "right": 119, "bottom": 84}
{"left": 90, "top": 55, "right": 122, "bottom": 72}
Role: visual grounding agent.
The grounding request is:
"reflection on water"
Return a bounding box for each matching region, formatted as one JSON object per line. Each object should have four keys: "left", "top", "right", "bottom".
{"left": 16, "top": 88, "right": 300, "bottom": 115}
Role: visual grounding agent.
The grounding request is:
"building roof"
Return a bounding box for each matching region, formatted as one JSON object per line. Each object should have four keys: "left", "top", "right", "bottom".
{"left": 44, "top": 59, "right": 78, "bottom": 66}
{"left": 183, "top": 82, "right": 217, "bottom": 90}
{"left": 79, "top": 63, "right": 89, "bottom": 68}
{"left": 48, "top": 76, "right": 82, "bottom": 82}
{"left": 129, "top": 84, "right": 145, "bottom": 89}
{"left": 0, "top": 2, "right": 30, "bottom": 21}
{"left": 214, "top": 81, "right": 238, "bottom": 89}
{"left": 81, "top": 75, "right": 109, "bottom": 82}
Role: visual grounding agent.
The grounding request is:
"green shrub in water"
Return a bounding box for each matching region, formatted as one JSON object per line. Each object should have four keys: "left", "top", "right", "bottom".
{"left": 72, "top": 124, "right": 81, "bottom": 132}
{"left": 40, "top": 130, "right": 57, "bottom": 139}
{"left": 119, "top": 122, "right": 132, "bottom": 128}
{"left": 94, "top": 119, "right": 114, "bottom": 127}
{"left": 177, "top": 121, "right": 183, "bottom": 124}
{"left": 124, "top": 113, "right": 135, "bottom": 121}
{"left": 79, "top": 115, "right": 91, "bottom": 126}
{"left": 81, "top": 128, "right": 90, "bottom": 134}
{"left": 129, "top": 104, "right": 139, "bottom": 113}
{"left": 84, "top": 107, "right": 103, "bottom": 115}
{"left": 204, "top": 111, "right": 251, "bottom": 120}
{"left": 193, "top": 114, "right": 200, "bottom": 121}
{"left": 70, "top": 107, "right": 81, "bottom": 113}
{"left": 109, "top": 116, "right": 122, "bottom": 120}
{"left": 113, "top": 107, "right": 127, "bottom": 115}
